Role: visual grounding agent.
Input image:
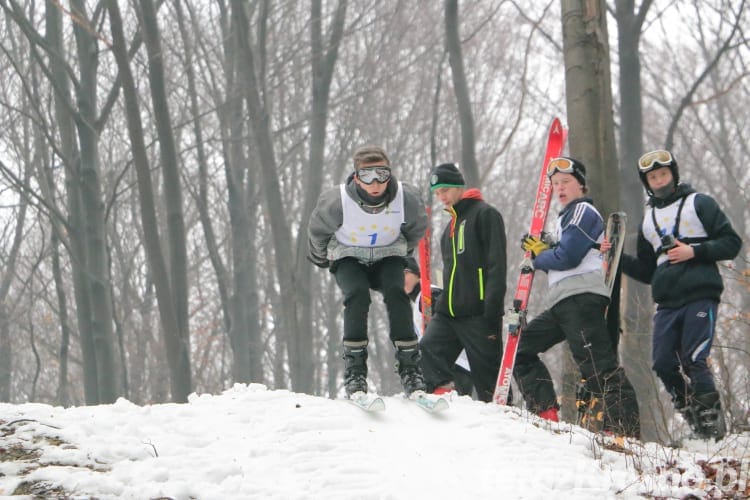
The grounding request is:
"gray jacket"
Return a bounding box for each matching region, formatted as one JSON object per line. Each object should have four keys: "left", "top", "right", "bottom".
{"left": 308, "top": 173, "right": 427, "bottom": 266}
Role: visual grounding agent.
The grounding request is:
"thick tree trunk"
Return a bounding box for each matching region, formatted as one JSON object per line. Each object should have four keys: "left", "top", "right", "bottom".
{"left": 215, "top": 4, "right": 262, "bottom": 383}
{"left": 559, "top": 0, "right": 620, "bottom": 417}
{"left": 72, "top": 0, "right": 120, "bottom": 404}
{"left": 560, "top": 0, "right": 619, "bottom": 215}
{"left": 139, "top": 0, "right": 192, "bottom": 400}
{"left": 613, "top": 0, "right": 666, "bottom": 443}
{"left": 42, "top": 0, "right": 100, "bottom": 404}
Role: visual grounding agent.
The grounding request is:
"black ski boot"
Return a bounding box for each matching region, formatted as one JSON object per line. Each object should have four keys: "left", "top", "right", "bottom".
{"left": 690, "top": 391, "right": 726, "bottom": 441}
{"left": 671, "top": 390, "right": 698, "bottom": 433}
{"left": 395, "top": 342, "right": 426, "bottom": 397}
{"left": 343, "top": 343, "right": 368, "bottom": 397}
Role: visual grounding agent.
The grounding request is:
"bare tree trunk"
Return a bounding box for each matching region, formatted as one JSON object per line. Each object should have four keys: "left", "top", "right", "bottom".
{"left": 71, "top": 0, "right": 120, "bottom": 404}
{"left": 0, "top": 185, "right": 26, "bottom": 402}
{"left": 299, "top": 0, "right": 348, "bottom": 394}
{"left": 214, "top": 1, "right": 261, "bottom": 383}
{"left": 174, "top": 0, "right": 233, "bottom": 344}
{"left": 232, "top": 0, "right": 302, "bottom": 391}
{"left": 51, "top": 229, "right": 72, "bottom": 407}
{"left": 107, "top": 0, "right": 191, "bottom": 402}
{"left": 559, "top": 0, "right": 619, "bottom": 416}
{"left": 612, "top": 0, "right": 665, "bottom": 443}
{"left": 138, "top": 0, "right": 192, "bottom": 399}
{"left": 560, "top": 0, "right": 619, "bottom": 215}
{"left": 444, "top": 0, "right": 479, "bottom": 187}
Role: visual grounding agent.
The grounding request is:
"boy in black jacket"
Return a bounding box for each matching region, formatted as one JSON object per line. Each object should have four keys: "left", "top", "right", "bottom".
{"left": 403, "top": 257, "right": 474, "bottom": 396}
{"left": 621, "top": 150, "right": 742, "bottom": 440}
{"left": 420, "top": 163, "right": 507, "bottom": 402}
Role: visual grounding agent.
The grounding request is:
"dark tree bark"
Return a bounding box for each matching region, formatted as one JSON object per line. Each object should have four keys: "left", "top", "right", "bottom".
{"left": 298, "top": 0, "right": 348, "bottom": 393}
{"left": 107, "top": 0, "right": 191, "bottom": 402}
{"left": 137, "top": 0, "right": 192, "bottom": 400}
{"left": 69, "top": 0, "right": 120, "bottom": 405}
{"left": 559, "top": 0, "right": 620, "bottom": 420}
{"left": 215, "top": 0, "right": 260, "bottom": 383}
{"left": 611, "top": 0, "right": 667, "bottom": 443}
{"left": 444, "top": 0, "right": 479, "bottom": 187}
{"left": 232, "top": 0, "right": 304, "bottom": 391}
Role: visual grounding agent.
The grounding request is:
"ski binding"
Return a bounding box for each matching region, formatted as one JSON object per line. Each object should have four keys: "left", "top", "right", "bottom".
{"left": 409, "top": 391, "right": 449, "bottom": 413}
{"left": 347, "top": 392, "right": 385, "bottom": 412}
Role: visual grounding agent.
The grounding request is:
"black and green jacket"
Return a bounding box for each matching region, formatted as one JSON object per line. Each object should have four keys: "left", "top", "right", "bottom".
{"left": 434, "top": 189, "right": 507, "bottom": 331}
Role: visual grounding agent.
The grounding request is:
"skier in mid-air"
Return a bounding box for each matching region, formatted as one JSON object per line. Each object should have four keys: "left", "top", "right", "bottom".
{"left": 308, "top": 145, "right": 428, "bottom": 400}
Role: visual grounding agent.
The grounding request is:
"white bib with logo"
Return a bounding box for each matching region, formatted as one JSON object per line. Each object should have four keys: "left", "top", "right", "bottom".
{"left": 335, "top": 182, "right": 405, "bottom": 247}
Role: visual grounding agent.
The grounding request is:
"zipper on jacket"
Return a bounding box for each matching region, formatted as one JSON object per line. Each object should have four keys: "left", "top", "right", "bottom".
{"left": 457, "top": 220, "right": 466, "bottom": 254}
{"left": 448, "top": 207, "right": 458, "bottom": 317}
{"left": 478, "top": 267, "right": 484, "bottom": 301}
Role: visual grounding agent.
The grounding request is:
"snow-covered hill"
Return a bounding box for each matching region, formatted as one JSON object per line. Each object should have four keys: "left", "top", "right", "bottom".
{"left": 0, "top": 384, "right": 748, "bottom": 499}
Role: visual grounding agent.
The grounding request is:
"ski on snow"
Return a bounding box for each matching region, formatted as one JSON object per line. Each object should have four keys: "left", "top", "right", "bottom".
{"left": 493, "top": 117, "right": 567, "bottom": 406}
{"left": 347, "top": 392, "right": 386, "bottom": 412}
{"left": 345, "top": 391, "right": 449, "bottom": 413}
{"left": 409, "top": 391, "right": 449, "bottom": 413}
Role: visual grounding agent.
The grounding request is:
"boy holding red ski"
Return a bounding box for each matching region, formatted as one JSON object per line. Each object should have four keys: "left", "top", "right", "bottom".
{"left": 513, "top": 157, "right": 640, "bottom": 438}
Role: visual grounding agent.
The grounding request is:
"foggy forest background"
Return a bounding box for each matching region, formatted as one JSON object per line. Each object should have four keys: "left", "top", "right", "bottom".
{"left": 0, "top": 0, "right": 747, "bottom": 444}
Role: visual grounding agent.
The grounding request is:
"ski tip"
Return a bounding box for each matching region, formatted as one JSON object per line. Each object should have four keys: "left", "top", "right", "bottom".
{"left": 409, "top": 391, "right": 449, "bottom": 413}
{"left": 346, "top": 392, "right": 385, "bottom": 412}
{"left": 367, "top": 398, "right": 386, "bottom": 412}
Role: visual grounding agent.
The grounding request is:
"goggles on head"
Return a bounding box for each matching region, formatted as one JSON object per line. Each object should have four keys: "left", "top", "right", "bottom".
{"left": 546, "top": 157, "right": 576, "bottom": 178}
{"left": 357, "top": 166, "right": 391, "bottom": 185}
{"left": 638, "top": 150, "right": 674, "bottom": 173}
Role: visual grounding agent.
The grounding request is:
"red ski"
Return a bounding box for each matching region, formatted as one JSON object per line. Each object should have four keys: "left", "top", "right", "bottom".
{"left": 418, "top": 179, "right": 433, "bottom": 332}
{"left": 493, "top": 118, "right": 566, "bottom": 405}
{"left": 418, "top": 236, "right": 432, "bottom": 331}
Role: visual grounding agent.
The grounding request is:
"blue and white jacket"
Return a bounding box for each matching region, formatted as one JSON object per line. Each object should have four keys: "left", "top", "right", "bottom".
{"left": 533, "top": 197, "right": 609, "bottom": 308}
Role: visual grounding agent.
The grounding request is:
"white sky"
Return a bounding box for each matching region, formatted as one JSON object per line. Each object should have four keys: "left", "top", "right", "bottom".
{"left": 1, "top": 384, "right": 748, "bottom": 499}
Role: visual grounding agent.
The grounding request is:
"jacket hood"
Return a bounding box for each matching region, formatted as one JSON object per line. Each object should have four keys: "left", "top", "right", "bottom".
{"left": 446, "top": 187, "right": 484, "bottom": 215}
{"left": 461, "top": 187, "right": 484, "bottom": 201}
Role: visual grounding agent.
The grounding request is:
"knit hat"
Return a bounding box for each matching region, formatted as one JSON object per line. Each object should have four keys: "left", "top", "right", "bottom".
{"left": 568, "top": 159, "right": 586, "bottom": 187}
{"left": 353, "top": 145, "right": 390, "bottom": 170}
{"left": 403, "top": 256, "right": 420, "bottom": 277}
{"left": 547, "top": 157, "right": 586, "bottom": 187}
{"left": 430, "top": 163, "right": 465, "bottom": 191}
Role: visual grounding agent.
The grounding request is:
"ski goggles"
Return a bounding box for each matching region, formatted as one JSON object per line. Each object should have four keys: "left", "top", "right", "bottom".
{"left": 546, "top": 157, "right": 579, "bottom": 178}
{"left": 357, "top": 166, "right": 391, "bottom": 185}
{"left": 638, "top": 150, "right": 674, "bottom": 173}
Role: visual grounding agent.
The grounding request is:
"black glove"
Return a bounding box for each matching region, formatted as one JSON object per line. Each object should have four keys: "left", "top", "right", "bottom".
{"left": 307, "top": 254, "right": 330, "bottom": 269}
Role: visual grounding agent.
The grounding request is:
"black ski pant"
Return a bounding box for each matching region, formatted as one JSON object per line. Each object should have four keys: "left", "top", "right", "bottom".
{"left": 420, "top": 312, "right": 503, "bottom": 403}
{"left": 513, "top": 293, "right": 640, "bottom": 437}
{"left": 332, "top": 256, "right": 417, "bottom": 347}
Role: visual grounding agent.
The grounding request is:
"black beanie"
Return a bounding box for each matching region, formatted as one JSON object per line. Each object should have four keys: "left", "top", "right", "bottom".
{"left": 430, "top": 163, "right": 465, "bottom": 191}
{"left": 403, "top": 257, "right": 420, "bottom": 277}
{"left": 569, "top": 159, "right": 586, "bottom": 187}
